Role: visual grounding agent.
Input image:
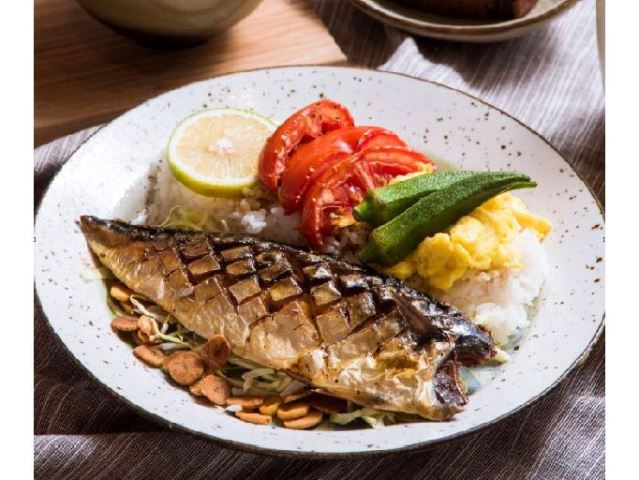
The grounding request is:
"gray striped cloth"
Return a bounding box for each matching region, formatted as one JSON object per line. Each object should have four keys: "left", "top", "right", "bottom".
{"left": 34, "top": 0, "right": 604, "bottom": 478}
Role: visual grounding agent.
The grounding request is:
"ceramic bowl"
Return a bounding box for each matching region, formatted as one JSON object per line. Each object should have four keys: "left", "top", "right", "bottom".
{"left": 350, "top": 0, "right": 578, "bottom": 42}
{"left": 77, "top": 0, "right": 264, "bottom": 46}
{"left": 34, "top": 66, "right": 604, "bottom": 456}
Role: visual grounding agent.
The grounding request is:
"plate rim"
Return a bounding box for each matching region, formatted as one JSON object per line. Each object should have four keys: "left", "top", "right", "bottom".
{"left": 34, "top": 64, "right": 605, "bottom": 458}
{"left": 349, "top": 0, "right": 578, "bottom": 38}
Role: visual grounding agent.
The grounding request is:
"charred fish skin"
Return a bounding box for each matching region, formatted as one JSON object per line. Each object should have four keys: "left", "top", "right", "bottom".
{"left": 80, "top": 216, "right": 495, "bottom": 421}
{"left": 388, "top": 282, "right": 495, "bottom": 366}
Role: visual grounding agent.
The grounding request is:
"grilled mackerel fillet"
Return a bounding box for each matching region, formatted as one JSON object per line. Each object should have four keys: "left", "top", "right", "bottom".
{"left": 80, "top": 216, "right": 495, "bottom": 420}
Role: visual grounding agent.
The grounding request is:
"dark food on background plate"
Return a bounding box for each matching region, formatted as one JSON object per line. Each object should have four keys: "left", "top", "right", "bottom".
{"left": 394, "top": 0, "right": 539, "bottom": 20}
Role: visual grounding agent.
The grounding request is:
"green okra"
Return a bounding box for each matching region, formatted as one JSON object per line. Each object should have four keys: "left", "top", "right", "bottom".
{"left": 353, "top": 171, "right": 479, "bottom": 226}
{"left": 359, "top": 171, "right": 537, "bottom": 267}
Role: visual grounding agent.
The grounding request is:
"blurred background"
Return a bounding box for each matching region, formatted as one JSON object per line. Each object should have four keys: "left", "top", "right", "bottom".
{"left": 35, "top": 0, "right": 346, "bottom": 145}
{"left": 35, "top": 0, "right": 604, "bottom": 152}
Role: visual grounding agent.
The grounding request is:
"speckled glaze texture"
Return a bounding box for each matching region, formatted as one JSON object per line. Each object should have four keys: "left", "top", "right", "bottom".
{"left": 350, "top": 0, "right": 578, "bottom": 42}
{"left": 34, "top": 66, "right": 604, "bottom": 456}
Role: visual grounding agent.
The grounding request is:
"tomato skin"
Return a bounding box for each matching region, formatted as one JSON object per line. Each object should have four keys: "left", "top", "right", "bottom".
{"left": 258, "top": 100, "right": 355, "bottom": 193}
{"left": 278, "top": 126, "right": 405, "bottom": 214}
{"left": 298, "top": 147, "right": 433, "bottom": 248}
{"left": 356, "top": 128, "right": 406, "bottom": 151}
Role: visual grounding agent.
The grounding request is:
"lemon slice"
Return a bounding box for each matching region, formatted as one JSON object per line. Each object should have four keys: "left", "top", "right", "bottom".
{"left": 167, "top": 108, "right": 275, "bottom": 197}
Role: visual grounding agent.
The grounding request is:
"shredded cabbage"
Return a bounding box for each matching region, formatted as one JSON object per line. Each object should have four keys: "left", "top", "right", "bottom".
{"left": 241, "top": 368, "right": 275, "bottom": 392}
{"left": 330, "top": 408, "right": 397, "bottom": 428}
{"left": 127, "top": 295, "right": 205, "bottom": 349}
{"left": 227, "top": 356, "right": 261, "bottom": 370}
{"left": 278, "top": 379, "right": 306, "bottom": 398}
{"left": 218, "top": 356, "right": 294, "bottom": 396}
{"left": 129, "top": 295, "right": 167, "bottom": 322}
{"left": 159, "top": 206, "right": 206, "bottom": 231}
{"left": 158, "top": 342, "right": 190, "bottom": 352}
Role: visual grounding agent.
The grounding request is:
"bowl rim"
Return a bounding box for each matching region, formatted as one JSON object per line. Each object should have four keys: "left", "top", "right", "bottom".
{"left": 349, "top": 0, "right": 578, "bottom": 37}
{"left": 34, "top": 64, "right": 605, "bottom": 459}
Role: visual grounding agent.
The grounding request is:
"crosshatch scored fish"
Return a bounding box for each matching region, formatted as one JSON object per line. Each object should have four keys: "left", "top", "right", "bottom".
{"left": 80, "top": 216, "right": 496, "bottom": 421}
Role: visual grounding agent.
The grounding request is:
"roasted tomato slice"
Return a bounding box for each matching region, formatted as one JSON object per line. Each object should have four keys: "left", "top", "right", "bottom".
{"left": 299, "top": 147, "right": 434, "bottom": 248}
{"left": 258, "top": 100, "right": 355, "bottom": 193}
{"left": 356, "top": 128, "right": 406, "bottom": 150}
{"left": 278, "top": 126, "right": 405, "bottom": 214}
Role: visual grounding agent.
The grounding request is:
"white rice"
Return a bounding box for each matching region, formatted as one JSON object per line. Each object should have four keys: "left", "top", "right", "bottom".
{"left": 144, "top": 158, "right": 548, "bottom": 350}
{"left": 439, "top": 230, "right": 549, "bottom": 347}
{"left": 146, "top": 157, "right": 303, "bottom": 245}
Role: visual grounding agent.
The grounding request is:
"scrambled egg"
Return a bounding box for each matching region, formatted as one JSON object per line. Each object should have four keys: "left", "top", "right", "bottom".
{"left": 389, "top": 163, "right": 436, "bottom": 184}
{"left": 384, "top": 193, "right": 552, "bottom": 291}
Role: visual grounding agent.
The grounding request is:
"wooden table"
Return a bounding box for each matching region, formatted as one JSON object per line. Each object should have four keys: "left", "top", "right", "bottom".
{"left": 34, "top": 0, "right": 346, "bottom": 146}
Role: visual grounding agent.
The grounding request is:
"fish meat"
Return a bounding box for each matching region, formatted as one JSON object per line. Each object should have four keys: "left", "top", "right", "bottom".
{"left": 80, "top": 216, "right": 495, "bottom": 420}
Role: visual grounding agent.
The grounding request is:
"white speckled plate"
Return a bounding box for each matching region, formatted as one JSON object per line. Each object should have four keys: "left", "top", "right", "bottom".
{"left": 34, "top": 66, "right": 604, "bottom": 457}
{"left": 350, "top": 0, "right": 578, "bottom": 42}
